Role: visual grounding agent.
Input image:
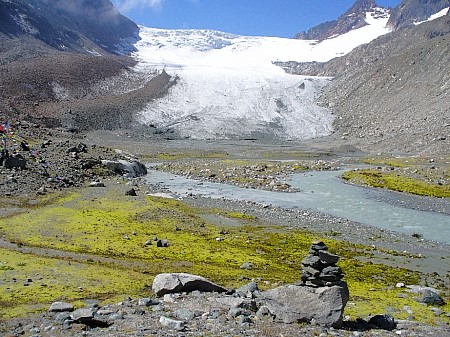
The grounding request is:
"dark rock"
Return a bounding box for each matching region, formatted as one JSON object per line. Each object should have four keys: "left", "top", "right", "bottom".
{"left": 156, "top": 239, "right": 170, "bottom": 247}
{"left": 319, "top": 250, "right": 340, "bottom": 265}
{"left": 4, "top": 156, "right": 27, "bottom": 170}
{"left": 310, "top": 240, "right": 328, "bottom": 252}
{"left": 417, "top": 289, "right": 445, "bottom": 306}
{"left": 301, "top": 255, "right": 323, "bottom": 268}
{"left": 368, "top": 314, "right": 396, "bottom": 331}
{"left": 320, "top": 266, "right": 343, "bottom": 279}
{"left": 125, "top": 188, "right": 137, "bottom": 196}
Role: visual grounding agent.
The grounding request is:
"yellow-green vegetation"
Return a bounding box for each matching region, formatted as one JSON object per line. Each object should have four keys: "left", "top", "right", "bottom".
{"left": 0, "top": 249, "right": 146, "bottom": 318}
{"left": 342, "top": 169, "right": 450, "bottom": 197}
{"left": 215, "top": 210, "right": 257, "bottom": 220}
{"left": 342, "top": 155, "right": 450, "bottom": 197}
{"left": 0, "top": 186, "right": 448, "bottom": 325}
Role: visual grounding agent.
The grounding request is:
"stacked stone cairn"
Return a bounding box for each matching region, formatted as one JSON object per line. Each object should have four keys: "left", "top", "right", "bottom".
{"left": 300, "top": 240, "right": 344, "bottom": 287}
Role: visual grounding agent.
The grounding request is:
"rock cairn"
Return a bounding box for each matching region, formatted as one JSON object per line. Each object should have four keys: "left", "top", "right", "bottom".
{"left": 300, "top": 240, "right": 344, "bottom": 287}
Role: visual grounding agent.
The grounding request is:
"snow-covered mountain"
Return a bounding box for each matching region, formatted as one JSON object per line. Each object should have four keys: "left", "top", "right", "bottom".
{"left": 133, "top": 8, "right": 391, "bottom": 140}
{"left": 295, "top": 0, "right": 388, "bottom": 41}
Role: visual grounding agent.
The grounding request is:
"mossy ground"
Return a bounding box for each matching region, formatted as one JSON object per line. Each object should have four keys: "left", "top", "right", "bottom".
{"left": 0, "top": 184, "right": 448, "bottom": 324}
{"left": 342, "top": 156, "right": 450, "bottom": 197}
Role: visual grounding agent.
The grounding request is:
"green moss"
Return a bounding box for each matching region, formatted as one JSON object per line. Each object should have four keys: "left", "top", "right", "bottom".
{"left": 0, "top": 248, "right": 146, "bottom": 318}
{"left": 342, "top": 169, "right": 450, "bottom": 197}
{"left": 216, "top": 211, "right": 257, "bottom": 220}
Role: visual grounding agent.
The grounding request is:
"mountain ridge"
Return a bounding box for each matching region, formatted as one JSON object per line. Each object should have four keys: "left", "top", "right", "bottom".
{"left": 294, "top": 0, "right": 386, "bottom": 41}
{"left": 388, "top": 0, "right": 450, "bottom": 28}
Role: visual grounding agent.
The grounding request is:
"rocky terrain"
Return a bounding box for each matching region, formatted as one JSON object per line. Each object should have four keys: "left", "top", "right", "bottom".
{"left": 278, "top": 9, "right": 450, "bottom": 154}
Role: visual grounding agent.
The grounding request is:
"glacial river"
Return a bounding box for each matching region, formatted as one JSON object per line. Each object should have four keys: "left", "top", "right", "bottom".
{"left": 144, "top": 167, "right": 450, "bottom": 244}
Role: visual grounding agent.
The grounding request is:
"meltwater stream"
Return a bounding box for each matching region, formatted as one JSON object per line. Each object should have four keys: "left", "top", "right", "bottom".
{"left": 145, "top": 168, "right": 450, "bottom": 244}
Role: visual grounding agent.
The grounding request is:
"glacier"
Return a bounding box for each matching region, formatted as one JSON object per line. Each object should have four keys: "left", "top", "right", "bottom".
{"left": 132, "top": 8, "right": 391, "bottom": 140}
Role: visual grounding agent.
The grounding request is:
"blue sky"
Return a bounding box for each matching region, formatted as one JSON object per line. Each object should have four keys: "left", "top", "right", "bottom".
{"left": 111, "top": 0, "right": 401, "bottom": 38}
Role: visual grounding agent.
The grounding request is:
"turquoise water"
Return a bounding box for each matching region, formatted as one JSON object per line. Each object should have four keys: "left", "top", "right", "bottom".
{"left": 145, "top": 168, "right": 450, "bottom": 244}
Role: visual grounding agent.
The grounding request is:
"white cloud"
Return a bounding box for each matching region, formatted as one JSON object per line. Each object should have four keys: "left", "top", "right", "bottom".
{"left": 114, "top": 0, "right": 164, "bottom": 13}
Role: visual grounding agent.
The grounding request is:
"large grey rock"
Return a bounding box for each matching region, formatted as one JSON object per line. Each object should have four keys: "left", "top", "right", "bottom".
{"left": 102, "top": 159, "right": 147, "bottom": 178}
{"left": 152, "top": 273, "right": 228, "bottom": 297}
{"left": 262, "top": 282, "right": 349, "bottom": 328}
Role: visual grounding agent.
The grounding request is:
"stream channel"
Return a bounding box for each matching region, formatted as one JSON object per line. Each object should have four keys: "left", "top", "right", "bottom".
{"left": 144, "top": 166, "right": 450, "bottom": 245}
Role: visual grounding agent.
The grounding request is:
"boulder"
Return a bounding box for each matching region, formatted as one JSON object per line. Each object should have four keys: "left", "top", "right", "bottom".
{"left": 152, "top": 273, "right": 228, "bottom": 297}
{"left": 262, "top": 282, "right": 349, "bottom": 328}
{"left": 102, "top": 159, "right": 147, "bottom": 178}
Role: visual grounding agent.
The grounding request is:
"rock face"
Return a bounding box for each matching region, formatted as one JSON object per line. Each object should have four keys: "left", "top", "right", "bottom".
{"left": 388, "top": 0, "right": 450, "bottom": 29}
{"left": 262, "top": 240, "right": 349, "bottom": 328}
{"left": 263, "top": 283, "right": 349, "bottom": 327}
{"left": 152, "top": 273, "right": 228, "bottom": 297}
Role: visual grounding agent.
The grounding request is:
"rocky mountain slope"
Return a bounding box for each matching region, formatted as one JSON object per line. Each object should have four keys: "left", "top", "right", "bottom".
{"left": 317, "top": 11, "right": 449, "bottom": 153}
{"left": 295, "top": 0, "right": 388, "bottom": 40}
{"left": 0, "top": 0, "right": 138, "bottom": 55}
{"left": 0, "top": 0, "right": 174, "bottom": 131}
{"left": 283, "top": 2, "right": 450, "bottom": 154}
{"left": 388, "top": 0, "right": 450, "bottom": 28}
